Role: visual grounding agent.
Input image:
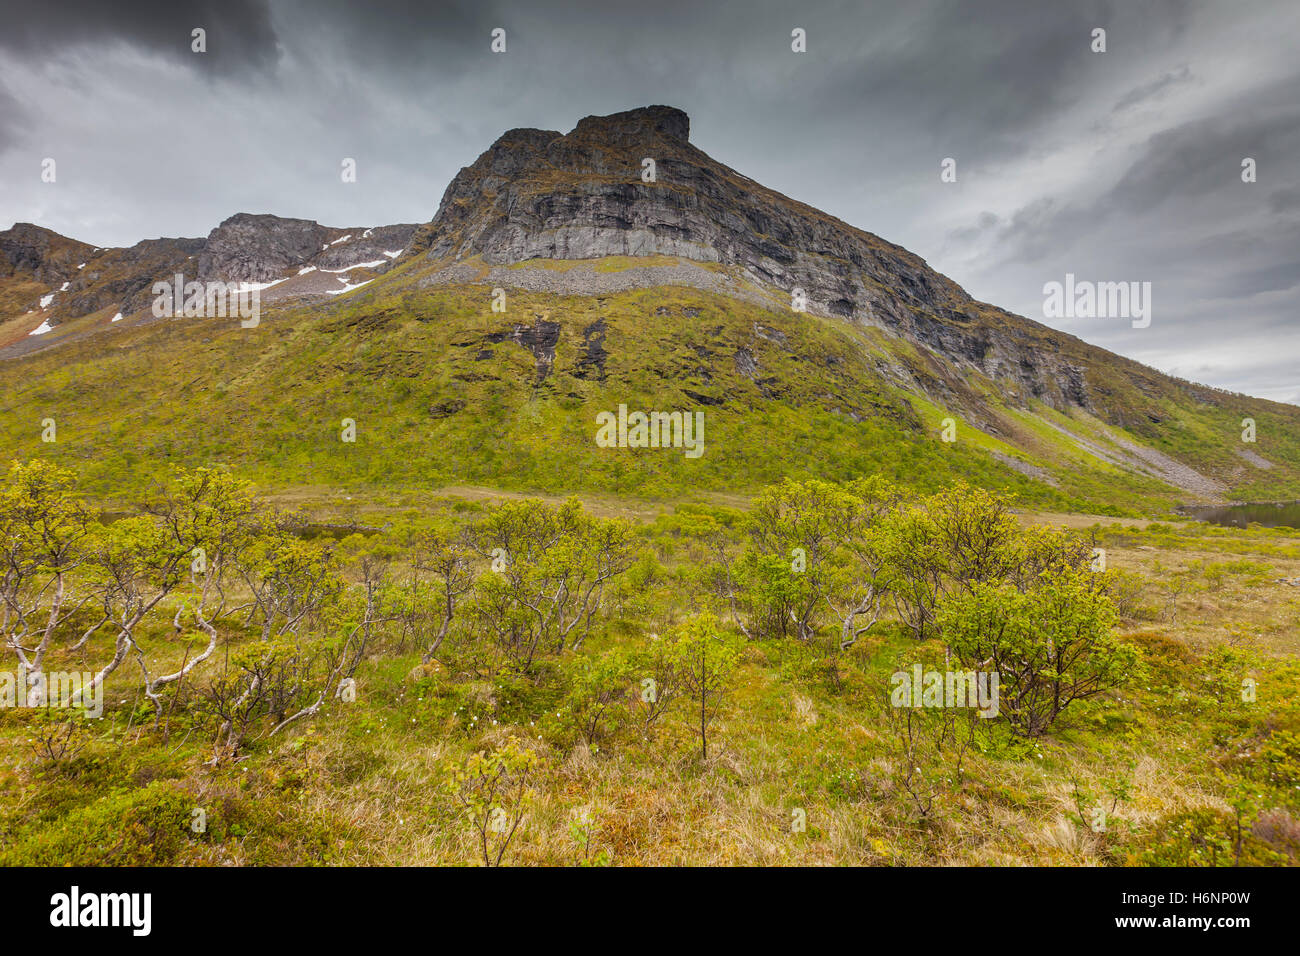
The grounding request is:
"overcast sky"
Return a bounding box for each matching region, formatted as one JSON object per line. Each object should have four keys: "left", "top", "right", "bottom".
{"left": 1, "top": 0, "right": 1296, "bottom": 403}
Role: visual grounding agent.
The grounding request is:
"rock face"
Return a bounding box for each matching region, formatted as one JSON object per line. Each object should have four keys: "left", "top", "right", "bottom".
{"left": 411, "top": 105, "right": 1102, "bottom": 414}
{"left": 198, "top": 214, "right": 419, "bottom": 283}
{"left": 0, "top": 223, "right": 95, "bottom": 285}
{"left": 198, "top": 214, "right": 337, "bottom": 283}
{"left": 0, "top": 215, "right": 420, "bottom": 337}
{"left": 67, "top": 237, "right": 207, "bottom": 317}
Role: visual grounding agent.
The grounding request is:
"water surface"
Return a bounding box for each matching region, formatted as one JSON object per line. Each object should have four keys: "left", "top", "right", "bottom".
{"left": 1181, "top": 501, "right": 1300, "bottom": 530}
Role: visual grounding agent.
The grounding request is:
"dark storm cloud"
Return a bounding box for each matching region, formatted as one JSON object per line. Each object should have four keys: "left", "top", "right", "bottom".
{"left": 0, "top": 0, "right": 281, "bottom": 75}
{"left": 271, "top": 0, "right": 504, "bottom": 75}
{"left": 0, "top": 83, "right": 29, "bottom": 154}
{"left": 1105, "top": 88, "right": 1300, "bottom": 215}
{"left": 797, "top": 0, "right": 1191, "bottom": 162}
{"left": 0, "top": 0, "right": 1295, "bottom": 401}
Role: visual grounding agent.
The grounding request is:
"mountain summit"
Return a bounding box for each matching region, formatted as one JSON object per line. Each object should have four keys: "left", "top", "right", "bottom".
{"left": 405, "top": 106, "right": 1168, "bottom": 421}
{"left": 412, "top": 104, "right": 959, "bottom": 326}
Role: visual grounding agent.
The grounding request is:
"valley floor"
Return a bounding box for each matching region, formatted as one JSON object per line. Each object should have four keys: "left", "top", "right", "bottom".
{"left": 1, "top": 488, "right": 1297, "bottom": 867}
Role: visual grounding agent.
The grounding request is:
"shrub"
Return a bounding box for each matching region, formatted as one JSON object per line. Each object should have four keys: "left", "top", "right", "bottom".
{"left": 939, "top": 568, "right": 1140, "bottom": 736}
{"left": 0, "top": 780, "right": 194, "bottom": 866}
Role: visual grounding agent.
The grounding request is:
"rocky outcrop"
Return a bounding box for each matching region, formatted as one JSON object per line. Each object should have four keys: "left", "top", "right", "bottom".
{"left": 410, "top": 106, "right": 1103, "bottom": 414}
{"left": 198, "top": 214, "right": 338, "bottom": 283}
{"left": 1, "top": 215, "right": 419, "bottom": 335}
{"left": 198, "top": 214, "right": 418, "bottom": 283}
{"left": 61, "top": 237, "right": 206, "bottom": 317}
{"left": 0, "top": 223, "right": 96, "bottom": 285}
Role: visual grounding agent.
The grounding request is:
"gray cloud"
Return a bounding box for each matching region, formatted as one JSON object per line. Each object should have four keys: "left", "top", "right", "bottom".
{"left": 0, "top": 0, "right": 281, "bottom": 76}
{"left": 1112, "top": 65, "right": 1194, "bottom": 112}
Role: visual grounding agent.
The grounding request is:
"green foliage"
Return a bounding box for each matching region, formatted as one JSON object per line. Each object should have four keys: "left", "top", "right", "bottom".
{"left": 0, "top": 458, "right": 1295, "bottom": 866}
{"left": 1132, "top": 807, "right": 1289, "bottom": 867}
{"left": 0, "top": 780, "right": 194, "bottom": 866}
{"left": 446, "top": 738, "right": 540, "bottom": 866}
{"left": 939, "top": 568, "right": 1141, "bottom": 736}
{"left": 465, "top": 498, "right": 637, "bottom": 669}
{"left": 671, "top": 612, "right": 743, "bottom": 760}
{"left": 552, "top": 647, "right": 635, "bottom": 749}
{"left": 12, "top": 278, "right": 1288, "bottom": 513}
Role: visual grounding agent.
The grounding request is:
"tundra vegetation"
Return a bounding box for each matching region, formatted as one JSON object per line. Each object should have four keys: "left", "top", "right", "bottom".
{"left": 0, "top": 458, "right": 1297, "bottom": 866}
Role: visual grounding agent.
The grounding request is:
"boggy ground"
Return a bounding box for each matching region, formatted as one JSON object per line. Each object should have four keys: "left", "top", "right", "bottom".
{"left": 1, "top": 474, "right": 1296, "bottom": 868}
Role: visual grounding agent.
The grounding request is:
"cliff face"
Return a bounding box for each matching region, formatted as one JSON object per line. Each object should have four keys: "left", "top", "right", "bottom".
{"left": 197, "top": 214, "right": 336, "bottom": 283}
{"left": 0, "top": 215, "right": 420, "bottom": 336}
{"left": 409, "top": 106, "right": 1106, "bottom": 415}
{"left": 67, "top": 237, "right": 208, "bottom": 318}
{"left": 0, "top": 223, "right": 97, "bottom": 285}
{"left": 196, "top": 214, "right": 418, "bottom": 283}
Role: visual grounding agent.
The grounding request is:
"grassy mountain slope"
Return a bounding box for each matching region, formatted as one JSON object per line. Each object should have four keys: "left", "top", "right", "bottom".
{"left": 2, "top": 252, "right": 1297, "bottom": 516}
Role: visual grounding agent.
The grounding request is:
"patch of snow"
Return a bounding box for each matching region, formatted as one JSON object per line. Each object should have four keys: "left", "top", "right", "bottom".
{"left": 384, "top": 249, "right": 401, "bottom": 258}
{"left": 111, "top": 312, "right": 123, "bottom": 323}
{"left": 326, "top": 277, "right": 373, "bottom": 296}
{"left": 231, "top": 277, "right": 288, "bottom": 293}
{"left": 362, "top": 228, "right": 373, "bottom": 238}
{"left": 328, "top": 234, "right": 352, "bottom": 246}
{"left": 29, "top": 320, "right": 53, "bottom": 336}
{"left": 77, "top": 262, "right": 85, "bottom": 269}
{"left": 39, "top": 293, "right": 55, "bottom": 308}
{"left": 321, "top": 260, "right": 385, "bottom": 273}
{"left": 298, "top": 265, "right": 318, "bottom": 275}
{"left": 59, "top": 281, "right": 70, "bottom": 291}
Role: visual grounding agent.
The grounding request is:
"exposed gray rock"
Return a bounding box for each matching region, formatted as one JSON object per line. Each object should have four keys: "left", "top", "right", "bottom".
{"left": 486, "top": 319, "right": 562, "bottom": 382}
{"left": 198, "top": 214, "right": 336, "bottom": 283}
{"left": 411, "top": 105, "right": 1106, "bottom": 415}
{"left": 0, "top": 223, "right": 95, "bottom": 285}
{"left": 198, "top": 214, "right": 418, "bottom": 283}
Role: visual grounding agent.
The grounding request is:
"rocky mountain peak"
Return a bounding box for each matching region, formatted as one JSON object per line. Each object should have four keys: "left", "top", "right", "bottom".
{"left": 412, "top": 104, "right": 966, "bottom": 330}
{"left": 405, "top": 106, "right": 1125, "bottom": 417}
{"left": 199, "top": 213, "right": 337, "bottom": 283}
{"left": 195, "top": 213, "right": 419, "bottom": 285}
{"left": 570, "top": 105, "right": 690, "bottom": 145}
{"left": 0, "top": 222, "right": 95, "bottom": 284}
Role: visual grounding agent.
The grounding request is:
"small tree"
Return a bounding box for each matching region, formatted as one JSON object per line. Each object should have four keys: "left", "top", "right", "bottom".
{"left": 939, "top": 568, "right": 1140, "bottom": 736}
{"left": 882, "top": 484, "right": 1090, "bottom": 640}
{"left": 562, "top": 647, "right": 634, "bottom": 748}
{"left": 0, "top": 460, "right": 96, "bottom": 702}
{"left": 879, "top": 505, "right": 946, "bottom": 641}
{"left": 884, "top": 698, "right": 979, "bottom": 819}
{"left": 466, "top": 498, "right": 636, "bottom": 669}
{"left": 447, "top": 738, "right": 539, "bottom": 867}
{"left": 634, "top": 632, "right": 683, "bottom": 735}
{"left": 720, "top": 478, "right": 898, "bottom": 660}
{"left": 410, "top": 526, "right": 473, "bottom": 662}
{"left": 671, "top": 613, "right": 742, "bottom": 761}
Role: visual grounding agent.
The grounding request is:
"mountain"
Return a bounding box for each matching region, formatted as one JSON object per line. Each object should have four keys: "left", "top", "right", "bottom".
{"left": 1, "top": 106, "right": 1298, "bottom": 512}
{"left": 0, "top": 215, "right": 419, "bottom": 353}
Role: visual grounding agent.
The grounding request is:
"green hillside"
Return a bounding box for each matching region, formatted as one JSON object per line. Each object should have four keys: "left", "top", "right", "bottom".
{"left": 3, "top": 256, "right": 1298, "bottom": 517}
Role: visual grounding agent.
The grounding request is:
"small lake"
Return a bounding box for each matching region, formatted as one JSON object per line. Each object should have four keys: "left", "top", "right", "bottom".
{"left": 1181, "top": 501, "right": 1300, "bottom": 530}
